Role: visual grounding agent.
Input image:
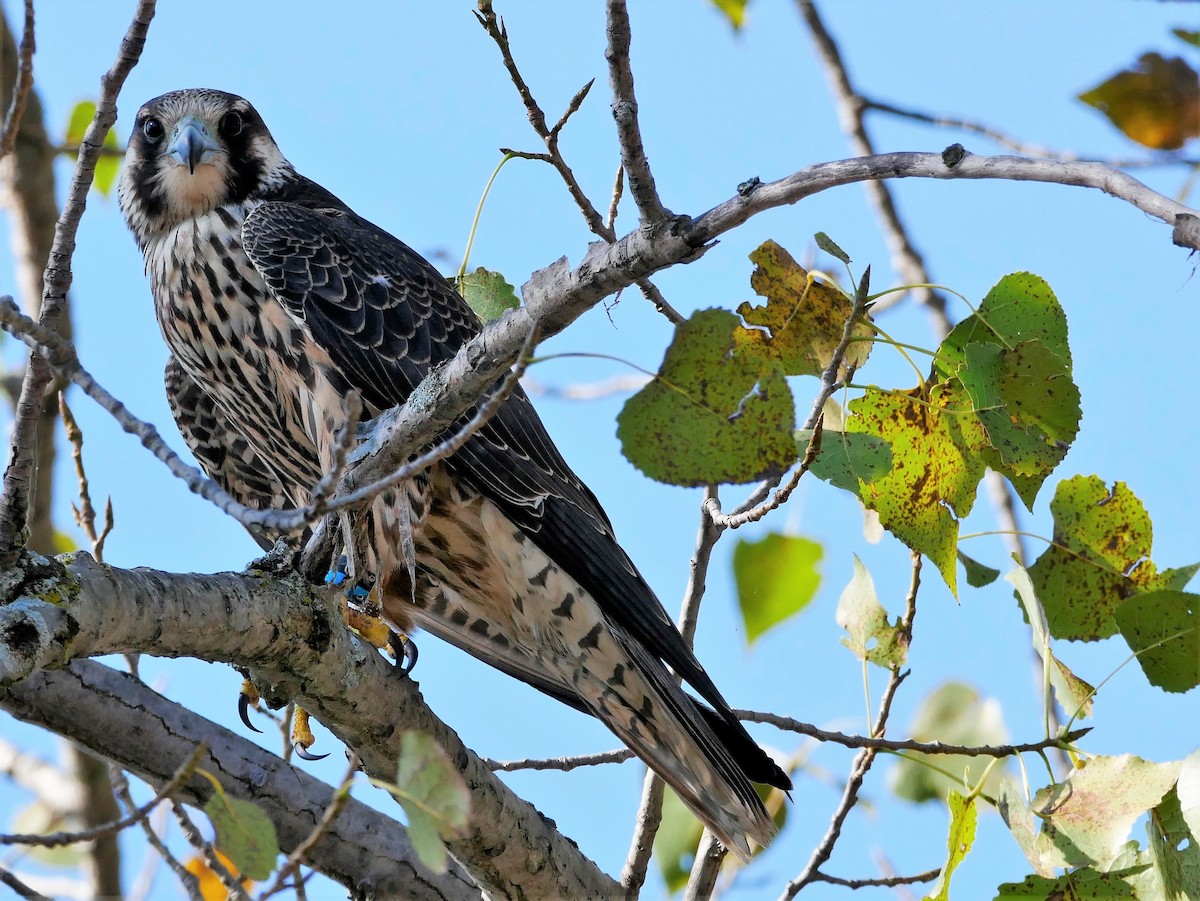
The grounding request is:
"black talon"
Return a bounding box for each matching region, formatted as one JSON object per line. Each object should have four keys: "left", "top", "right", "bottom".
{"left": 390, "top": 631, "right": 419, "bottom": 677}
{"left": 238, "top": 692, "right": 263, "bottom": 733}
{"left": 293, "top": 743, "right": 330, "bottom": 762}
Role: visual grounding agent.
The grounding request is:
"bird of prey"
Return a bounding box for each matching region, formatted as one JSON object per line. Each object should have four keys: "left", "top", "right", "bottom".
{"left": 119, "top": 88, "right": 790, "bottom": 857}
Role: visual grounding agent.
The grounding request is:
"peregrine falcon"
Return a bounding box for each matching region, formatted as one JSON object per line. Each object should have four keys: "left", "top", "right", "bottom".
{"left": 119, "top": 88, "right": 790, "bottom": 857}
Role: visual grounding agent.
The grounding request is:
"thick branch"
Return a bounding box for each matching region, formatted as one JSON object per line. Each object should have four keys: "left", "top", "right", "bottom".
{"left": 0, "top": 554, "right": 619, "bottom": 898}
{"left": 0, "top": 659, "right": 481, "bottom": 900}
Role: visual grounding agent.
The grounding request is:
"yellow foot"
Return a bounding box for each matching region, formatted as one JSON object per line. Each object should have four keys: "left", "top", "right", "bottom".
{"left": 291, "top": 706, "right": 329, "bottom": 761}
{"left": 238, "top": 679, "right": 263, "bottom": 734}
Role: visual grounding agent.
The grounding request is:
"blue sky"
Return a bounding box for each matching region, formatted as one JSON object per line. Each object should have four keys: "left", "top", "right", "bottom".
{"left": 2, "top": 2, "right": 1199, "bottom": 899}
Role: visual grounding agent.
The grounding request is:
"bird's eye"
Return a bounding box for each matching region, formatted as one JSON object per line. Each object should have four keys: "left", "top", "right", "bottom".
{"left": 219, "top": 112, "right": 245, "bottom": 137}
{"left": 142, "top": 117, "right": 164, "bottom": 142}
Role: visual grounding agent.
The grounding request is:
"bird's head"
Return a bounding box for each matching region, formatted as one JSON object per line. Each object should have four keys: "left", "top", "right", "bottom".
{"left": 119, "top": 89, "right": 292, "bottom": 247}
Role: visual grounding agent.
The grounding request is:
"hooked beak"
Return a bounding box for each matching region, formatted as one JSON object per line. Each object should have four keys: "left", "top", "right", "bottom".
{"left": 168, "top": 116, "right": 220, "bottom": 174}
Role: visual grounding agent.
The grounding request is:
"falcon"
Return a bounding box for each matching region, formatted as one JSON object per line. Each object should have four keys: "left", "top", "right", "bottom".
{"left": 119, "top": 88, "right": 790, "bottom": 857}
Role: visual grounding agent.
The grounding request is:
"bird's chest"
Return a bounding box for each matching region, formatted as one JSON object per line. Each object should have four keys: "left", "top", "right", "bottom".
{"left": 144, "top": 207, "right": 346, "bottom": 496}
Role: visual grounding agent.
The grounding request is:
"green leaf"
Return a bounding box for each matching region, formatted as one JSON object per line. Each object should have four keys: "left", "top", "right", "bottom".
{"left": 1113, "top": 590, "right": 1200, "bottom": 692}
{"left": 1007, "top": 567, "right": 1095, "bottom": 720}
{"left": 835, "top": 554, "right": 907, "bottom": 668}
{"left": 63, "top": 99, "right": 122, "bottom": 197}
{"left": 935, "top": 272, "right": 1071, "bottom": 379}
{"left": 1080, "top": 53, "right": 1200, "bottom": 150}
{"left": 935, "top": 273, "right": 1078, "bottom": 508}
{"left": 653, "top": 785, "right": 705, "bottom": 893}
{"left": 735, "top": 240, "right": 872, "bottom": 378}
{"left": 1028, "top": 755, "right": 1180, "bottom": 870}
{"left": 994, "top": 868, "right": 1144, "bottom": 899}
{"left": 617, "top": 308, "right": 797, "bottom": 486}
{"left": 734, "top": 533, "right": 821, "bottom": 645}
{"left": 457, "top": 267, "right": 519, "bottom": 322}
{"left": 1174, "top": 28, "right": 1200, "bottom": 48}
{"left": 998, "top": 779, "right": 1073, "bottom": 877}
{"left": 813, "top": 231, "right": 851, "bottom": 265}
{"left": 10, "top": 801, "right": 87, "bottom": 868}
{"left": 890, "top": 683, "right": 1008, "bottom": 804}
{"left": 65, "top": 100, "right": 95, "bottom": 146}
{"left": 845, "top": 385, "right": 988, "bottom": 593}
{"left": 958, "top": 551, "right": 1001, "bottom": 588}
{"left": 374, "top": 731, "right": 471, "bottom": 874}
{"left": 923, "top": 790, "right": 978, "bottom": 901}
{"left": 707, "top": 0, "right": 748, "bottom": 30}
{"left": 1028, "top": 476, "right": 1194, "bottom": 642}
{"left": 799, "top": 427, "right": 893, "bottom": 494}
{"left": 203, "top": 789, "right": 279, "bottom": 881}
{"left": 1147, "top": 787, "right": 1200, "bottom": 899}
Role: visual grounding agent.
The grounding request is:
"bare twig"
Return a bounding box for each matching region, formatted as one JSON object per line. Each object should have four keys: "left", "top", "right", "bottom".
{"left": 0, "top": 0, "right": 156, "bottom": 566}
{"left": 682, "top": 831, "right": 725, "bottom": 901}
{"left": 621, "top": 487, "right": 723, "bottom": 895}
{"left": 0, "top": 0, "right": 34, "bottom": 159}
{"left": 171, "top": 801, "right": 253, "bottom": 901}
{"left": 780, "top": 555, "right": 919, "bottom": 900}
{"left": 0, "top": 745, "right": 204, "bottom": 848}
{"left": 59, "top": 395, "right": 113, "bottom": 562}
{"left": 485, "top": 748, "right": 633, "bottom": 773}
{"left": 795, "top": 1, "right": 949, "bottom": 328}
{"left": 811, "top": 867, "right": 942, "bottom": 890}
{"left": 111, "top": 769, "right": 202, "bottom": 901}
{"left": 0, "top": 867, "right": 51, "bottom": 901}
{"left": 605, "top": 0, "right": 669, "bottom": 223}
{"left": 258, "top": 754, "right": 359, "bottom": 901}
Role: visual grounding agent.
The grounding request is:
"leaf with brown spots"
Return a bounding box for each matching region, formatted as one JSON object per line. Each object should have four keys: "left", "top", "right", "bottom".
{"left": 735, "top": 240, "right": 872, "bottom": 379}
{"left": 1027, "top": 476, "right": 1199, "bottom": 641}
{"left": 617, "top": 308, "right": 798, "bottom": 486}
{"left": 1080, "top": 53, "right": 1200, "bottom": 150}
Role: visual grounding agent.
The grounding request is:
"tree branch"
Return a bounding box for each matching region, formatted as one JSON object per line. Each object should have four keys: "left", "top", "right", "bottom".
{"left": 0, "top": 555, "right": 619, "bottom": 898}
{"left": 0, "top": 0, "right": 156, "bottom": 566}
{"left": 0, "top": 658, "right": 482, "bottom": 900}
{"left": 0, "top": 0, "right": 34, "bottom": 160}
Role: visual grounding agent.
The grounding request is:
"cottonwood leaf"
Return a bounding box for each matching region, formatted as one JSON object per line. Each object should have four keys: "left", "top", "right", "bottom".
{"left": 814, "top": 231, "right": 851, "bottom": 264}
{"left": 733, "top": 533, "right": 821, "bottom": 645}
{"left": 618, "top": 308, "right": 797, "bottom": 485}
{"left": 1007, "top": 567, "right": 1095, "bottom": 719}
{"left": 735, "top": 240, "right": 872, "bottom": 378}
{"left": 1080, "top": 53, "right": 1200, "bottom": 149}
{"left": 457, "top": 267, "right": 519, "bottom": 322}
{"left": 994, "top": 868, "right": 1144, "bottom": 899}
{"left": 1113, "top": 589, "right": 1200, "bottom": 692}
{"left": 708, "top": 0, "right": 748, "bottom": 30}
{"left": 890, "top": 682, "right": 1008, "bottom": 804}
{"left": 10, "top": 801, "right": 86, "bottom": 868}
{"left": 958, "top": 551, "right": 1001, "bottom": 588}
{"left": 845, "top": 385, "right": 988, "bottom": 593}
{"left": 184, "top": 850, "right": 255, "bottom": 901}
{"left": 653, "top": 786, "right": 705, "bottom": 893}
{"left": 923, "top": 790, "right": 977, "bottom": 901}
{"left": 376, "top": 731, "right": 471, "bottom": 874}
{"left": 1028, "top": 476, "right": 1198, "bottom": 642}
{"left": 203, "top": 787, "right": 278, "bottom": 881}
{"left": 1028, "top": 755, "right": 1180, "bottom": 870}
{"left": 998, "top": 779, "right": 1072, "bottom": 877}
{"left": 1175, "top": 29, "right": 1200, "bottom": 48}
{"left": 1179, "top": 749, "right": 1200, "bottom": 841}
{"left": 835, "top": 554, "right": 906, "bottom": 668}
{"left": 1147, "top": 787, "right": 1200, "bottom": 899}
{"left": 63, "top": 100, "right": 121, "bottom": 197}
{"left": 798, "top": 427, "right": 893, "bottom": 495}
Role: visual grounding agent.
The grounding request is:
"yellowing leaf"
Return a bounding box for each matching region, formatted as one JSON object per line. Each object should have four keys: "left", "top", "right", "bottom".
{"left": 708, "top": 0, "right": 748, "bottom": 30}
{"left": 457, "top": 267, "right": 520, "bottom": 323}
{"left": 733, "top": 533, "right": 821, "bottom": 645}
{"left": 184, "top": 850, "right": 254, "bottom": 901}
{"left": 653, "top": 785, "right": 705, "bottom": 893}
{"left": 1080, "top": 53, "right": 1200, "bottom": 150}
{"left": 375, "top": 731, "right": 470, "bottom": 874}
{"left": 62, "top": 98, "right": 122, "bottom": 197}
{"left": 617, "top": 308, "right": 797, "bottom": 486}
{"left": 735, "top": 240, "right": 872, "bottom": 378}
{"left": 835, "top": 554, "right": 907, "bottom": 668}
{"left": 923, "top": 790, "right": 977, "bottom": 901}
